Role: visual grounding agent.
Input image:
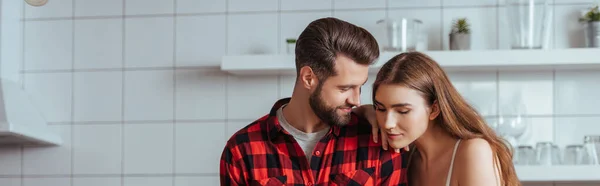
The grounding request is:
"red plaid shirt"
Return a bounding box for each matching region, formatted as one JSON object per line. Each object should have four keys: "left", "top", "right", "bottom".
{"left": 220, "top": 98, "right": 408, "bottom": 186}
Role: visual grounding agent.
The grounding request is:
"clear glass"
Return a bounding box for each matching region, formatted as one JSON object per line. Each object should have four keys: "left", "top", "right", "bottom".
{"left": 535, "top": 142, "right": 561, "bottom": 165}
{"left": 563, "top": 145, "right": 590, "bottom": 165}
{"left": 377, "top": 18, "right": 422, "bottom": 52}
{"left": 515, "top": 146, "right": 536, "bottom": 165}
{"left": 505, "top": 0, "right": 552, "bottom": 49}
{"left": 584, "top": 135, "right": 600, "bottom": 165}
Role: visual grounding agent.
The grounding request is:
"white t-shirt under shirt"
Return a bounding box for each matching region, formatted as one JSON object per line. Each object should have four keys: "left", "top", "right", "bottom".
{"left": 277, "top": 105, "right": 330, "bottom": 162}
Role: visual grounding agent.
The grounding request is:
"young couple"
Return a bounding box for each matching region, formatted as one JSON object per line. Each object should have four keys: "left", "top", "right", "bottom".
{"left": 220, "top": 17, "right": 520, "bottom": 186}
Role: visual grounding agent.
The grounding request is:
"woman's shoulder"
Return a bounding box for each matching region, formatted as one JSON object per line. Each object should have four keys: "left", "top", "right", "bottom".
{"left": 453, "top": 138, "right": 500, "bottom": 185}
{"left": 456, "top": 138, "right": 494, "bottom": 164}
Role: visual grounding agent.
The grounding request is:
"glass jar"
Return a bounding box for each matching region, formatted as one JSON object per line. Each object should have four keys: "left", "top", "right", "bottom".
{"left": 584, "top": 135, "right": 600, "bottom": 165}
{"left": 505, "top": 0, "right": 553, "bottom": 49}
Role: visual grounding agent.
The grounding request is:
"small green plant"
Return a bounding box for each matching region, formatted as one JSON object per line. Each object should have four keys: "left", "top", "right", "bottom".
{"left": 286, "top": 38, "right": 297, "bottom": 44}
{"left": 579, "top": 5, "right": 600, "bottom": 22}
{"left": 451, "top": 18, "right": 471, "bottom": 34}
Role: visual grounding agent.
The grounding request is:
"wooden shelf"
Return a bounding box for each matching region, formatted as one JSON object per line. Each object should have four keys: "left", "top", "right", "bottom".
{"left": 221, "top": 48, "right": 600, "bottom": 75}
{"left": 516, "top": 165, "right": 600, "bottom": 182}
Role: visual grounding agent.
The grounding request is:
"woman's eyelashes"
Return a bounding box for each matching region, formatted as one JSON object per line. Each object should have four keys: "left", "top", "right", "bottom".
{"left": 375, "top": 106, "right": 410, "bottom": 114}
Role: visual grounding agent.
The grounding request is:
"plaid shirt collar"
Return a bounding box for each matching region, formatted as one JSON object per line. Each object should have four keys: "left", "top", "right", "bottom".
{"left": 266, "top": 97, "right": 342, "bottom": 140}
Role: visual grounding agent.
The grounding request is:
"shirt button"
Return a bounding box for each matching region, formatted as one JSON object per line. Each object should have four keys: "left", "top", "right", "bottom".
{"left": 307, "top": 182, "right": 313, "bottom": 186}
{"left": 314, "top": 151, "right": 321, "bottom": 156}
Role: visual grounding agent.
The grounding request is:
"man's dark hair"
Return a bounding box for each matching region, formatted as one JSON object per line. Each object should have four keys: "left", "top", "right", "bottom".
{"left": 295, "top": 17, "right": 380, "bottom": 81}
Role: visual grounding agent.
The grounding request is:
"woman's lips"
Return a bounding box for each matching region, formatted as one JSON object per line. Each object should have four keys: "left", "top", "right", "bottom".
{"left": 387, "top": 133, "right": 403, "bottom": 139}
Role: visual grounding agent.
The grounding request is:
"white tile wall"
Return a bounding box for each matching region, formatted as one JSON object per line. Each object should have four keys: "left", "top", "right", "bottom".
{"left": 124, "top": 177, "right": 173, "bottom": 186}
{"left": 0, "top": 178, "right": 20, "bottom": 186}
{"left": 24, "top": 73, "right": 72, "bottom": 122}
{"left": 228, "top": 0, "right": 279, "bottom": 12}
{"left": 125, "top": 17, "right": 174, "bottom": 68}
{"left": 23, "top": 178, "right": 70, "bottom": 186}
{"left": 334, "top": 10, "right": 386, "bottom": 51}
{"left": 73, "top": 124, "right": 122, "bottom": 174}
{"left": 125, "top": 0, "right": 174, "bottom": 15}
{"left": 388, "top": 0, "right": 441, "bottom": 8}
{"left": 73, "top": 177, "right": 121, "bottom": 186}
{"left": 24, "top": 20, "right": 72, "bottom": 71}
{"left": 75, "top": 0, "right": 123, "bottom": 17}
{"left": 74, "top": 18, "right": 123, "bottom": 69}
{"left": 123, "top": 123, "right": 174, "bottom": 174}
{"left": 24, "top": 0, "right": 73, "bottom": 19}
{"left": 124, "top": 70, "right": 174, "bottom": 121}
{"left": 74, "top": 71, "right": 123, "bottom": 122}
{"left": 280, "top": 11, "right": 332, "bottom": 54}
{"left": 175, "top": 122, "right": 225, "bottom": 173}
{"left": 0, "top": 147, "right": 21, "bottom": 175}
{"left": 23, "top": 125, "right": 71, "bottom": 175}
{"left": 281, "top": 0, "right": 332, "bottom": 11}
{"left": 3, "top": 0, "right": 600, "bottom": 185}
{"left": 227, "top": 13, "right": 278, "bottom": 55}
{"left": 175, "top": 69, "right": 227, "bottom": 120}
{"left": 176, "top": 0, "right": 226, "bottom": 14}
{"left": 334, "top": 0, "right": 386, "bottom": 10}
{"left": 175, "top": 15, "right": 226, "bottom": 67}
{"left": 175, "top": 176, "right": 220, "bottom": 186}
{"left": 499, "top": 71, "right": 553, "bottom": 115}
{"left": 447, "top": 71, "right": 498, "bottom": 116}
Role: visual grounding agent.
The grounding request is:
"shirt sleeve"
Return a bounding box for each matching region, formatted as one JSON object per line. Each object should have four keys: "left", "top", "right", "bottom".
{"left": 220, "top": 145, "right": 245, "bottom": 186}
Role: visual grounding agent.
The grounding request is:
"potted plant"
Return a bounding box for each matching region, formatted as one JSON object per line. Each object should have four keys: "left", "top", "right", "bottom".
{"left": 286, "top": 38, "right": 297, "bottom": 54}
{"left": 579, "top": 5, "right": 600, "bottom": 48}
{"left": 449, "top": 18, "right": 471, "bottom": 50}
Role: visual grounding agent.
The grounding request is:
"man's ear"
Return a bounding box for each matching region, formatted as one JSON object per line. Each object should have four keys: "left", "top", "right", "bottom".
{"left": 299, "top": 66, "right": 317, "bottom": 89}
{"left": 429, "top": 100, "right": 440, "bottom": 120}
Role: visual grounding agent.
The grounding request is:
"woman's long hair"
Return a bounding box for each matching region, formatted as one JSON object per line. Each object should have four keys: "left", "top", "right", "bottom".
{"left": 372, "top": 52, "right": 519, "bottom": 186}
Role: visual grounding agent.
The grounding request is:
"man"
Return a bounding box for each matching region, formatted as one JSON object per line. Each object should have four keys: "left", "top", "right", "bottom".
{"left": 220, "top": 17, "right": 407, "bottom": 186}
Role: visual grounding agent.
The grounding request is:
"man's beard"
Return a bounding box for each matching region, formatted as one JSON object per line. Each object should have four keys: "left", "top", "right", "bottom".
{"left": 309, "top": 84, "right": 353, "bottom": 126}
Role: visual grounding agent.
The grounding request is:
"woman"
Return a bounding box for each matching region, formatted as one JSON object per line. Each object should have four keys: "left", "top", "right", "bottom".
{"left": 355, "top": 52, "right": 520, "bottom": 186}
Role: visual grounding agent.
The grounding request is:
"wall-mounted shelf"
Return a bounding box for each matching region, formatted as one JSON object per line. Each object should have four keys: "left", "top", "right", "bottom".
{"left": 516, "top": 165, "right": 600, "bottom": 182}
{"left": 221, "top": 49, "right": 600, "bottom": 75}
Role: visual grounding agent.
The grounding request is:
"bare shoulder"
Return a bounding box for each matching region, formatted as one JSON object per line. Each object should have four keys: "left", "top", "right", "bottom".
{"left": 454, "top": 138, "right": 499, "bottom": 186}
{"left": 458, "top": 138, "right": 494, "bottom": 157}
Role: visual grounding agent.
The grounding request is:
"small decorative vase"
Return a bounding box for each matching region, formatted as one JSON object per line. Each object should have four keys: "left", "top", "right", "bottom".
{"left": 449, "top": 33, "right": 471, "bottom": 50}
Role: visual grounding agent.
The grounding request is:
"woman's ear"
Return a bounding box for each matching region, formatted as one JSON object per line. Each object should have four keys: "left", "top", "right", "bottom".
{"left": 429, "top": 100, "right": 440, "bottom": 120}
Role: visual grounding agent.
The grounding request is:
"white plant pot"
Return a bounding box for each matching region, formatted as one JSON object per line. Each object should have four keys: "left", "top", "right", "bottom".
{"left": 449, "top": 33, "right": 471, "bottom": 50}
{"left": 584, "top": 21, "right": 600, "bottom": 48}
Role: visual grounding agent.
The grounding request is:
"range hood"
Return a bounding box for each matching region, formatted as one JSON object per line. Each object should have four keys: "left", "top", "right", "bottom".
{"left": 0, "top": 79, "right": 61, "bottom": 146}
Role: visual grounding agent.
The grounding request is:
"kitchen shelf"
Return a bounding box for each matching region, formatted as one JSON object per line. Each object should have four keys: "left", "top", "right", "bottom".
{"left": 516, "top": 165, "right": 600, "bottom": 182}
{"left": 220, "top": 48, "right": 600, "bottom": 75}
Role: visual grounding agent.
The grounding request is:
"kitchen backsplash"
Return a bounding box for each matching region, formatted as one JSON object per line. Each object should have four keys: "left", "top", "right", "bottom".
{"left": 1, "top": 0, "right": 599, "bottom": 186}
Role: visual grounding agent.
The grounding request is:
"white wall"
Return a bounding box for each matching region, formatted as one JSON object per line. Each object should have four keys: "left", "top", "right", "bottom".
{"left": 0, "top": 0, "right": 599, "bottom": 186}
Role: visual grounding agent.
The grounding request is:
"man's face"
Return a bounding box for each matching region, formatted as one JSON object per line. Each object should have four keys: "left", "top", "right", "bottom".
{"left": 309, "top": 55, "right": 369, "bottom": 126}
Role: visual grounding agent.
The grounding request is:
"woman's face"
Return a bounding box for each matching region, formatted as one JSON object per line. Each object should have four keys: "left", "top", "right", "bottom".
{"left": 373, "top": 84, "right": 436, "bottom": 149}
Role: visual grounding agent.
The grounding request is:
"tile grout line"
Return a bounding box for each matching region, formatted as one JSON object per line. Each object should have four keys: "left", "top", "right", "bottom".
{"left": 439, "top": 0, "right": 444, "bottom": 50}
{"left": 552, "top": 69, "right": 557, "bottom": 144}
{"left": 496, "top": 70, "right": 501, "bottom": 125}
{"left": 496, "top": 0, "right": 500, "bottom": 49}
{"left": 70, "top": 0, "right": 76, "bottom": 185}
{"left": 121, "top": 0, "right": 126, "bottom": 185}
{"left": 277, "top": 0, "right": 281, "bottom": 54}
{"left": 20, "top": 0, "right": 26, "bottom": 89}
{"left": 224, "top": 0, "right": 230, "bottom": 143}
{"left": 20, "top": 1, "right": 25, "bottom": 185}
{"left": 172, "top": 0, "right": 178, "bottom": 184}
